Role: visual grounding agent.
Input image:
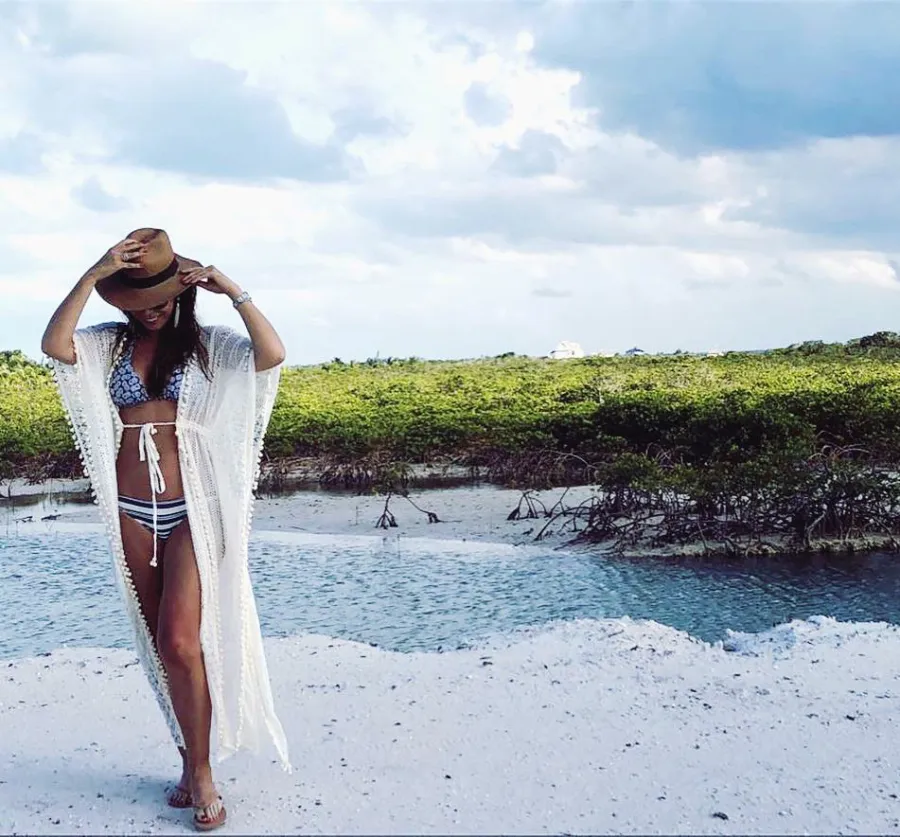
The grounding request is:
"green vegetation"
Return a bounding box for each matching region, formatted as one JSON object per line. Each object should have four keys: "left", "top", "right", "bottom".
{"left": 0, "top": 351, "right": 77, "bottom": 481}
{"left": 6, "top": 332, "right": 900, "bottom": 554}
{"left": 271, "top": 336, "right": 900, "bottom": 469}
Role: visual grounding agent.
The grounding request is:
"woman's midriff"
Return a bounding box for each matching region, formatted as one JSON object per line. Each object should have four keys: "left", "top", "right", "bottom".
{"left": 116, "top": 401, "right": 184, "bottom": 500}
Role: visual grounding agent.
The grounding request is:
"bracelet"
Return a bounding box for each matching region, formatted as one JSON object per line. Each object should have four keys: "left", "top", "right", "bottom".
{"left": 232, "top": 290, "right": 252, "bottom": 308}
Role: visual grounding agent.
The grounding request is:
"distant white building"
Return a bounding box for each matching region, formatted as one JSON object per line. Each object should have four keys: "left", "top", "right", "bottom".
{"left": 548, "top": 340, "right": 585, "bottom": 359}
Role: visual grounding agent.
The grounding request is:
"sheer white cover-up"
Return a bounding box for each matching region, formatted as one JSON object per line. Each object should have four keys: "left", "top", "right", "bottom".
{"left": 51, "top": 322, "right": 291, "bottom": 771}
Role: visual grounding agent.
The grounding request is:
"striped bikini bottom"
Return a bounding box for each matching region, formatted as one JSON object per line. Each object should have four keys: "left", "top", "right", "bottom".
{"left": 118, "top": 494, "right": 188, "bottom": 541}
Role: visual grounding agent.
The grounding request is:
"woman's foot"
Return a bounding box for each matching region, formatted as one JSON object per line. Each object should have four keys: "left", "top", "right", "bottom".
{"left": 166, "top": 784, "right": 193, "bottom": 809}
{"left": 193, "top": 795, "right": 227, "bottom": 832}
{"left": 191, "top": 766, "right": 226, "bottom": 832}
{"left": 166, "top": 749, "right": 193, "bottom": 808}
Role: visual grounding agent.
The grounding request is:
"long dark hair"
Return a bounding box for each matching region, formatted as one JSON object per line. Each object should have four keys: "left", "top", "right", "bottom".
{"left": 115, "top": 286, "right": 211, "bottom": 395}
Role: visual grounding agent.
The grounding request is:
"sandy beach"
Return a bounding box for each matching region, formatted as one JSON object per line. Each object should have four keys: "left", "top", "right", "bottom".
{"left": 13, "top": 478, "right": 898, "bottom": 558}
{"left": 2, "top": 616, "right": 899, "bottom": 834}
{"left": 2, "top": 484, "right": 899, "bottom": 834}
{"left": 8, "top": 482, "right": 602, "bottom": 550}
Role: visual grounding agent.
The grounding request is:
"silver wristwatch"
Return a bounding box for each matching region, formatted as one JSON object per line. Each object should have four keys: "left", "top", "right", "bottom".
{"left": 232, "top": 290, "right": 252, "bottom": 308}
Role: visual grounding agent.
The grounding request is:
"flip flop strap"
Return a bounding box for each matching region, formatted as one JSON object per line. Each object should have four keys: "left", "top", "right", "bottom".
{"left": 195, "top": 796, "right": 224, "bottom": 823}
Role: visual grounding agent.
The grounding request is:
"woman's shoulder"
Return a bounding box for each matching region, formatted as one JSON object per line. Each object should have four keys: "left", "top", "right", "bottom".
{"left": 201, "top": 323, "right": 238, "bottom": 339}
{"left": 74, "top": 321, "right": 125, "bottom": 352}
{"left": 200, "top": 324, "right": 253, "bottom": 373}
{"left": 201, "top": 323, "right": 249, "bottom": 348}
{"left": 79, "top": 321, "right": 125, "bottom": 336}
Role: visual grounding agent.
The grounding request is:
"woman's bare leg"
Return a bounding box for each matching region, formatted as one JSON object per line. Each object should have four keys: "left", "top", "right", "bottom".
{"left": 119, "top": 511, "right": 163, "bottom": 640}
{"left": 156, "top": 520, "right": 218, "bottom": 809}
{"left": 119, "top": 513, "right": 191, "bottom": 797}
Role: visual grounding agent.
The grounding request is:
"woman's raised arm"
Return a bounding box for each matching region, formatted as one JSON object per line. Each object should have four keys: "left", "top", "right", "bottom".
{"left": 41, "top": 238, "right": 147, "bottom": 364}
{"left": 178, "top": 265, "right": 286, "bottom": 371}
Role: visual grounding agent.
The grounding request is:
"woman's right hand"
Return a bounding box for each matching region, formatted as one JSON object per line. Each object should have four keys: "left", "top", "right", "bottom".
{"left": 89, "top": 238, "right": 148, "bottom": 282}
{"left": 44, "top": 237, "right": 148, "bottom": 362}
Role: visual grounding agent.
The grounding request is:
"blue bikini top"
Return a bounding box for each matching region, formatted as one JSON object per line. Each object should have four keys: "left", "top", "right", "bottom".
{"left": 109, "top": 342, "right": 183, "bottom": 409}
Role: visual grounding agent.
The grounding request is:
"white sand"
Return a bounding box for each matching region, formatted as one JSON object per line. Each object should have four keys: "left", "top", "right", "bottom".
{"left": 2, "top": 617, "right": 899, "bottom": 834}
{"left": 27, "top": 481, "right": 897, "bottom": 556}
{"left": 14, "top": 483, "right": 601, "bottom": 549}
{"left": 4, "top": 486, "right": 900, "bottom": 833}
{"left": 255, "top": 484, "right": 601, "bottom": 547}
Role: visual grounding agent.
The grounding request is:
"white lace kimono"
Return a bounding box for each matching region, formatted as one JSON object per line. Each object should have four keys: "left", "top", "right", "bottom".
{"left": 51, "top": 322, "right": 291, "bottom": 771}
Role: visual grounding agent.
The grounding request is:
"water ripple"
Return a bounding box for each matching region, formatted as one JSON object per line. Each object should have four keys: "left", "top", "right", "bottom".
{"left": 2, "top": 528, "right": 899, "bottom": 659}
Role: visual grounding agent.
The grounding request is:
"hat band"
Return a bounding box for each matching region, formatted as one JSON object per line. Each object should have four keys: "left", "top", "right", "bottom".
{"left": 117, "top": 256, "right": 180, "bottom": 289}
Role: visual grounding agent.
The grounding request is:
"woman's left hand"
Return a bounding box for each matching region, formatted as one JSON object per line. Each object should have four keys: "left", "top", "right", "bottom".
{"left": 178, "top": 265, "right": 240, "bottom": 297}
{"left": 181, "top": 264, "right": 284, "bottom": 370}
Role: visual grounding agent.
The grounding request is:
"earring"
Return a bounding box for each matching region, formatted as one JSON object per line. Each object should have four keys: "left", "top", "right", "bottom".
{"left": 173, "top": 300, "right": 181, "bottom": 328}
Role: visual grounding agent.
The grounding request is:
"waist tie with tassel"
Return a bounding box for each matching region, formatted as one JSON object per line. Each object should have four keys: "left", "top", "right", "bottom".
{"left": 122, "top": 421, "right": 177, "bottom": 568}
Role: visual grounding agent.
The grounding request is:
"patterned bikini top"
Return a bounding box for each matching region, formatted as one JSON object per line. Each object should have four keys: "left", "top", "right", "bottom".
{"left": 109, "top": 342, "right": 183, "bottom": 409}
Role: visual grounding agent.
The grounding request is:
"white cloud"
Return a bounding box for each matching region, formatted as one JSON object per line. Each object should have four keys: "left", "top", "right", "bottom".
{"left": 791, "top": 253, "right": 900, "bottom": 291}
{"left": 1, "top": 2, "right": 899, "bottom": 364}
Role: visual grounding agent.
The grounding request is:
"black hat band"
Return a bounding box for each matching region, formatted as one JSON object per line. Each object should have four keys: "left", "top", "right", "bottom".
{"left": 116, "top": 257, "right": 180, "bottom": 289}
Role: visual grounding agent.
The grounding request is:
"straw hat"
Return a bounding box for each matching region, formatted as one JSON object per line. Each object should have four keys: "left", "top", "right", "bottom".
{"left": 95, "top": 228, "right": 200, "bottom": 311}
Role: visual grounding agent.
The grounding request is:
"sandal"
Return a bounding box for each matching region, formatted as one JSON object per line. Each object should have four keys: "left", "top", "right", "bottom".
{"left": 166, "top": 784, "right": 193, "bottom": 809}
{"left": 193, "top": 795, "right": 227, "bottom": 832}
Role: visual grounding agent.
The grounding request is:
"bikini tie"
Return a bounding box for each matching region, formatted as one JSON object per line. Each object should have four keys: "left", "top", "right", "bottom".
{"left": 123, "top": 421, "right": 176, "bottom": 567}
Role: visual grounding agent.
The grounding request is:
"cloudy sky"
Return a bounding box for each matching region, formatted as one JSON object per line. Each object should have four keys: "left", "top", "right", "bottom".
{"left": 3, "top": 1, "right": 900, "bottom": 363}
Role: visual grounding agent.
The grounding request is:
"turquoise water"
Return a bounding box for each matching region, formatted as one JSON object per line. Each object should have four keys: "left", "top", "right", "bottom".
{"left": 2, "top": 523, "right": 899, "bottom": 660}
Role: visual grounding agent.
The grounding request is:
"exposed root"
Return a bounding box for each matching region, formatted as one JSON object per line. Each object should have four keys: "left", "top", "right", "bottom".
{"left": 403, "top": 494, "right": 441, "bottom": 524}
{"left": 375, "top": 493, "right": 398, "bottom": 529}
{"left": 507, "top": 490, "right": 550, "bottom": 521}
{"left": 534, "top": 444, "right": 900, "bottom": 556}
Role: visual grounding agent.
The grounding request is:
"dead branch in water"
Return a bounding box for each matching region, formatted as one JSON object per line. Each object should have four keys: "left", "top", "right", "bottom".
{"left": 506, "top": 489, "right": 550, "bottom": 521}
{"left": 402, "top": 494, "right": 441, "bottom": 523}
{"left": 375, "top": 493, "right": 398, "bottom": 529}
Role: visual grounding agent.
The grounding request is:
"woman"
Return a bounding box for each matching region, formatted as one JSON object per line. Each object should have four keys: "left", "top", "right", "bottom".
{"left": 41, "top": 229, "right": 291, "bottom": 832}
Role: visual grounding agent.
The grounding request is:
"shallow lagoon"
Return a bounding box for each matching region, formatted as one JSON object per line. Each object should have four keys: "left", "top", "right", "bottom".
{"left": 2, "top": 521, "right": 899, "bottom": 660}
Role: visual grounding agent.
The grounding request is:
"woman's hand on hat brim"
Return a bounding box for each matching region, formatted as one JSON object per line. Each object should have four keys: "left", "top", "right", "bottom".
{"left": 178, "top": 265, "right": 238, "bottom": 297}
{"left": 90, "top": 238, "right": 148, "bottom": 282}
